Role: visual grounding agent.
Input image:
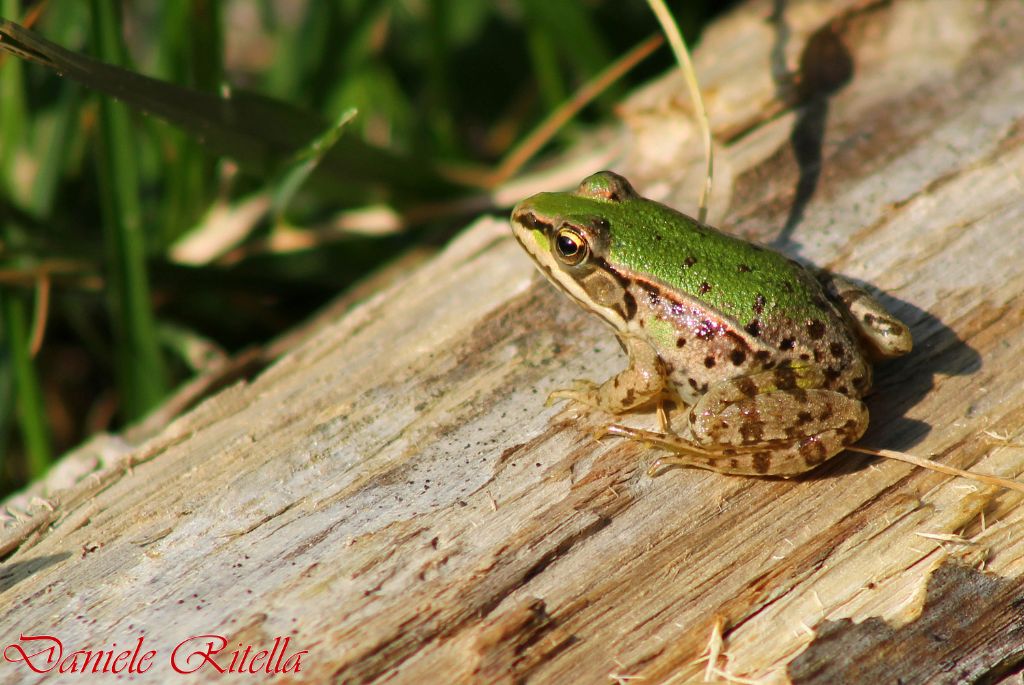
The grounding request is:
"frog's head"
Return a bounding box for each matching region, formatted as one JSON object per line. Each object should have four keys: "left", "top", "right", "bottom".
{"left": 510, "top": 171, "right": 640, "bottom": 330}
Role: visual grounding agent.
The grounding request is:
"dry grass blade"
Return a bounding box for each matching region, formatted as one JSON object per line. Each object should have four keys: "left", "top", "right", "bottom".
{"left": 847, "top": 446, "right": 1024, "bottom": 494}
{"left": 645, "top": 0, "right": 713, "bottom": 222}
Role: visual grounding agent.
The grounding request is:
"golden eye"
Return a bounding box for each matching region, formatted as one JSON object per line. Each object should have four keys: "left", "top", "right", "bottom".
{"left": 554, "top": 228, "right": 588, "bottom": 265}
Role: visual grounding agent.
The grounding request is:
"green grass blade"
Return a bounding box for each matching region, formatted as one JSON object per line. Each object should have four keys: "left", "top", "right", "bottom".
{"left": 0, "top": 291, "right": 51, "bottom": 477}
{"left": 0, "top": 18, "right": 459, "bottom": 198}
{"left": 88, "top": 1, "right": 168, "bottom": 418}
{"left": 272, "top": 108, "right": 358, "bottom": 221}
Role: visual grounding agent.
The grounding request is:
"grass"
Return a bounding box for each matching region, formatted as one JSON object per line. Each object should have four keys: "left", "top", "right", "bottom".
{"left": 0, "top": 0, "right": 730, "bottom": 497}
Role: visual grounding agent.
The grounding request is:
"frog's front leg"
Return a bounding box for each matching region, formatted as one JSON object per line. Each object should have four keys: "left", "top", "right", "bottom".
{"left": 607, "top": 365, "right": 868, "bottom": 477}
{"left": 548, "top": 334, "right": 668, "bottom": 414}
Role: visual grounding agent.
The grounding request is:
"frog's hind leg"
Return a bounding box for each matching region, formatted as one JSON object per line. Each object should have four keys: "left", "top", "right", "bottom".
{"left": 604, "top": 425, "right": 854, "bottom": 477}
{"left": 605, "top": 365, "right": 869, "bottom": 477}
{"left": 688, "top": 366, "right": 867, "bottom": 449}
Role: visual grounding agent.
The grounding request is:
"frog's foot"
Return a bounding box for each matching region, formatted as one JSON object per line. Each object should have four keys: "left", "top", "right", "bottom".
{"left": 602, "top": 425, "right": 711, "bottom": 471}
{"left": 546, "top": 341, "right": 668, "bottom": 415}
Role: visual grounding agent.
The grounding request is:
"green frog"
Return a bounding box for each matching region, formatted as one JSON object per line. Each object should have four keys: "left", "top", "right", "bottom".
{"left": 510, "top": 171, "right": 912, "bottom": 477}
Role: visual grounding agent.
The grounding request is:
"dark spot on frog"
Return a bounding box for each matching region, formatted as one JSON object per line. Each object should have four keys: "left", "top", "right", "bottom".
{"left": 813, "top": 348, "right": 824, "bottom": 363}
{"left": 639, "top": 283, "right": 661, "bottom": 306}
{"left": 592, "top": 217, "right": 611, "bottom": 232}
{"left": 699, "top": 281, "right": 712, "bottom": 295}
{"left": 729, "top": 458, "right": 739, "bottom": 469}
{"left": 754, "top": 350, "right": 771, "bottom": 362}
{"left": 780, "top": 337, "right": 795, "bottom": 351}
{"left": 623, "top": 292, "right": 638, "bottom": 320}
{"left": 737, "top": 263, "right": 752, "bottom": 273}
{"left": 514, "top": 212, "right": 554, "bottom": 232}
{"left": 824, "top": 367, "right": 841, "bottom": 383}
{"left": 730, "top": 349, "right": 747, "bottom": 366}
{"left": 774, "top": 368, "right": 798, "bottom": 390}
{"left": 799, "top": 353, "right": 810, "bottom": 361}
{"left": 753, "top": 294, "right": 766, "bottom": 315}
{"left": 623, "top": 389, "right": 636, "bottom": 405}
{"left": 819, "top": 406, "right": 834, "bottom": 421}
{"left": 836, "top": 384, "right": 848, "bottom": 394}
{"left": 853, "top": 375, "right": 868, "bottom": 390}
{"left": 797, "top": 411, "right": 813, "bottom": 425}
{"left": 744, "top": 320, "right": 762, "bottom": 337}
{"left": 829, "top": 342, "right": 845, "bottom": 358}
{"left": 786, "top": 388, "right": 808, "bottom": 404}
{"left": 753, "top": 452, "right": 771, "bottom": 474}
{"left": 676, "top": 336, "right": 686, "bottom": 348}
{"left": 807, "top": 320, "right": 827, "bottom": 339}
{"left": 688, "top": 378, "right": 700, "bottom": 390}
{"left": 696, "top": 320, "right": 717, "bottom": 340}
{"left": 863, "top": 313, "right": 876, "bottom": 325}
{"left": 740, "top": 420, "right": 765, "bottom": 443}
{"left": 682, "top": 256, "right": 697, "bottom": 268}
{"left": 704, "top": 355, "right": 717, "bottom": 368}
{"left": 613, "top": 377, "right": 620, "bottom": 388}
{"left": 800, "top": 437, "right": 828, "bottom": 464}
{"left": 737, "top": 378, "right": 757, "bottom": 397}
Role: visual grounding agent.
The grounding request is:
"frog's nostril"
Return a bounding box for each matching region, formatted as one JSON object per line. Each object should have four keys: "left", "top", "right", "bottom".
{"left": 514, "top": 211, "right": 553, "bottom": 233}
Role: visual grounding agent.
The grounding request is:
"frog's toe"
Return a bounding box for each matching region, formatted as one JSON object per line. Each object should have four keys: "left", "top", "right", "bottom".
{"left": 546, "top": 379, "right": 600, "bottom": 407}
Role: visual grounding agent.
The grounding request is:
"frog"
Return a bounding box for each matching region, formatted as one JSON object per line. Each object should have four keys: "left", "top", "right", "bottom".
{"left": 509, "top": 171, "right": 912, "bottom": 477}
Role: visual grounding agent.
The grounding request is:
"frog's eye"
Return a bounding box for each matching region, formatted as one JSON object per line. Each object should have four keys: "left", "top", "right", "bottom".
{"left": 554, "top": 227, "right": 589, "bottom": 265}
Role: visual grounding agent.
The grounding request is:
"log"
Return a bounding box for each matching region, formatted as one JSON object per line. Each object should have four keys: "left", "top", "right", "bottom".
{"left": 3, "top": 0, "right": 1024, "bottom": 682}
